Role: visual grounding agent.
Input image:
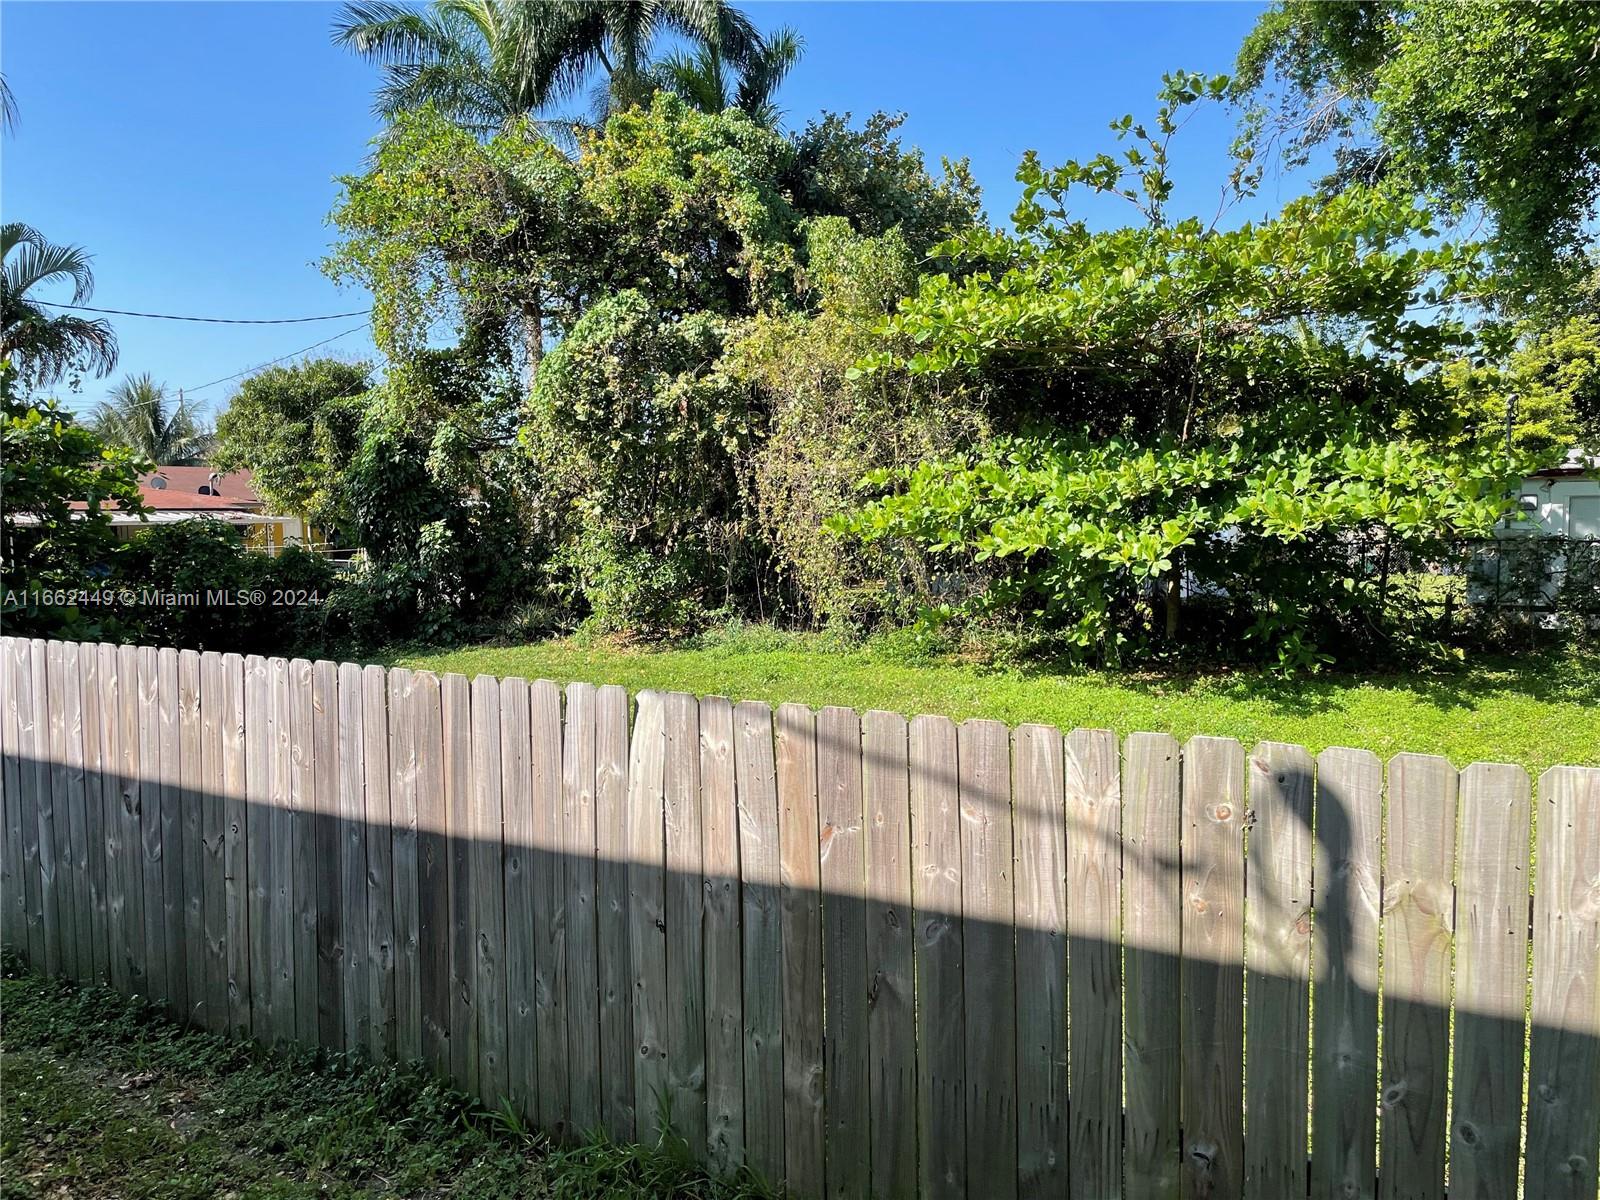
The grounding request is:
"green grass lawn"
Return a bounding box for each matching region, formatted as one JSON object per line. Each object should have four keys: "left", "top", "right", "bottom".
{"left": 390, "top": 628, "right": 1599, "bottom": 775}
{"left": 0, "top": 966, "right": 770, "bottom": 1200}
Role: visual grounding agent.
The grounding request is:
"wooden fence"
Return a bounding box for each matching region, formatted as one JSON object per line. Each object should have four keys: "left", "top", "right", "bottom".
{"left": 1, "top": 634, "right": 1597, "bottom": 1200}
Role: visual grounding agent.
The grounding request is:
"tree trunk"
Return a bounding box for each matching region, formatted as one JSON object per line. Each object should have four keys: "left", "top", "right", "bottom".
{"left": 1377, "top": 533, "right": 1392, "bottom": 612}
{"left": 522, "top": 287, "right": 544, "bottom": 391}
{"left": 1164, "top": 559, "right": 1182, "bottom": 641}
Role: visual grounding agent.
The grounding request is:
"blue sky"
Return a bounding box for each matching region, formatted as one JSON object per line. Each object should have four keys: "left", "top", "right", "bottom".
{"left": 3, "top": 1, "right": 1271, "bottom": 419}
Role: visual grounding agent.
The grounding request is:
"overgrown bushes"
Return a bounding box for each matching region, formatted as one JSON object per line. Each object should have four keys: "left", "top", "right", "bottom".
{"left": 117, "top": 522, "right": 337, "bottom": 655}
{"left": 22, "top": 66, "right": 1594, "bottom": 673}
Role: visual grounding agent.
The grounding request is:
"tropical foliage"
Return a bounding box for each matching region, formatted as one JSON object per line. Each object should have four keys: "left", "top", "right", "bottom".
{"left": 13, "top": 5, "right": 1597, "bottom": 672}
{"left": 333, "top": 0, "right": 789, "bottom": 137}
{"left": 838, "top": 75, "right": 1526, "bottom": 671}
{"left": 1235, "top": 0, "right": 1600, "bottom": 298}
{"left": 1447, "top": 307, "right": 1600, "bottom": 461}
{"left": 0, "top": 360, "right": 148, "bottom": 637}
{"left": 1, "top": 223, "right": 118, "bottom": 387}
{"left": 323, "top": 92, "right": 979, "bottom": 634}
{"left": 90, "top": 373, "right": 213, "bottom": 465}
{"left": 648, "top": 27, "right": 802, "bottom": 125}
{"left": 1, "top": 74, "right": 17, "bottom": 133}
{"left": 212, "top": 358, "right": 372, "bottom": 534}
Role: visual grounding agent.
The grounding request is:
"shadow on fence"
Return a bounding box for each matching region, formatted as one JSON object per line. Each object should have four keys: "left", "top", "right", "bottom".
{"left": 1, "top": 637, "right": 1598, "bottom": 1200}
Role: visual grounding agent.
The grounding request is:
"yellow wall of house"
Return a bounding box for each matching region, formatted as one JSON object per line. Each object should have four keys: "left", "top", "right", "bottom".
{"left": 113, "top": 517, "right": 317, "bottom": 553}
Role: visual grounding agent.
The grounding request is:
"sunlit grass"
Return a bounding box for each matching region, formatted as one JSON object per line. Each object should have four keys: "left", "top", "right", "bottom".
{"left": 387, "top": 627, "right": 1599, "bottom": 775}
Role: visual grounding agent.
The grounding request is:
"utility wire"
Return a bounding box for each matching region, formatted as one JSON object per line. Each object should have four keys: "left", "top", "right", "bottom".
{"left": 52, "top": 322, "right": 372, "bottom": 417}
{"left": 182, "top": 322, "right": 373, "bottom": 394}
{"left": 37, "top": 301, "right": 371, "bottom": 324}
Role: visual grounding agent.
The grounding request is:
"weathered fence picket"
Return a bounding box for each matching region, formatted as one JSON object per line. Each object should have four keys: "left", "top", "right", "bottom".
{"left": 562, "top": 682, "right": 602, "bottom": 1134}
{"left": 1180, "top": 734, "right": 1245, "bottom": 1199}
{"left": 497, "top": 674, "right": 538, "bottom": 1121}
{"left": 699, "top": 693, "right": 744, "bottom": 1175}
{"left": 774, "top": 699, "right": 822, "bottom": 1193}
{"left": 735, "top": 698, "right": 785, "bottom": 1184}
{"left": 3, "top": 633, "right": 1597, "bottom": 1200}
{"left": 1381, "top": 754, "right": 1458, "bottom": 1200}
{"left": 1065, "top": 726, "right": 1121, "bottom": 1200}
{"left": 1311, "top": 746, "right": 1382, "bottom": 1200}
{"left": 819, "top": 704, "right": 870, "bottom": 1200}
{"left": 593, "top": 682, "right": 633, "bottom": 1138}
{"left": 1525, "top": 765, "right": 1600, "bottom": 1200}
{"left": 959, "top": 718, "right": 1017, "bottom": 1200}
{"left": 1243, "top": 741, "right": 1314, "bottom": 1200}
{"left": 1012, "top": 723, "right": 1066, "bottom": 1196}
{"left": 908, "top": 713, "right": 964, "bottom": 1200}
{"left": 1451, "top": 762, "right": 1533, "bottom": 1200}
{"left": 1121, "top": 731, "right": 1181, "bottom": 1199}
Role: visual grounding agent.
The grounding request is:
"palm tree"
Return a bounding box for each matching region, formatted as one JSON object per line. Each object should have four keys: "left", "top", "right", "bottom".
{"left": 648, "top": 27, "right": 801, "bottom": 126}
{"left": 90, "top": 374, "right": 213, "bottom": 466}
{"left": 550, "top": 0, "right": 762, "bottom": 120}
{"left": 1, "top": 223, "right": 118, "bottom": 386}
{"left": 333, "top": 0, "right": 564, "bottom": 138}
{"left": 332, "top": 0, "right": 764, "bottom": 135}
{"left": 1, "top": 74, "right": 18, "bottom": 134}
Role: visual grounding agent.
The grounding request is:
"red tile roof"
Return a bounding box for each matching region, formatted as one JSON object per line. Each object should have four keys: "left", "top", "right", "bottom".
{"left": 68, "top": 467, "right": 264, "bottom": 512}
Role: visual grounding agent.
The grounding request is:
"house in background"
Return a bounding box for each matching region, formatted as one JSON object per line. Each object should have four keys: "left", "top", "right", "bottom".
{"left": 71, "top": 467, "right": 320, "bottom": 555}
{"left": 1512, "top": 446, "right": 1600, "bottom": 539}
{"left": 1472, "top": 446, "right": 1600, "bottom": 613}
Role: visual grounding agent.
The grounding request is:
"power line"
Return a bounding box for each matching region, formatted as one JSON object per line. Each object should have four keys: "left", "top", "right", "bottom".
{"left": 181, "top": 322, "right": 372, "bottom": 395}
{"left": 37, "top": 301, "right": 372, "bottom": 325}
{"left": 52, "top": 322, "right": 373, "bottom": 417}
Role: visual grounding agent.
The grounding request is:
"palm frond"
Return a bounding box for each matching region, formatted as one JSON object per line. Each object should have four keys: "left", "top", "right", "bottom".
{"left": 733, "top": 26, "right": 801, "bottom": 120}
{"left": 374, "top": 57, "right": 501, "bottom": 131}
{"left": 91, "top": 373, "right": 213, "bottom": 465}
{"left": 1, "top": 75, "right": 17, "bottom": 133}
{"left": 2, "top": 222, "right": 97, "bottom": 304}
{"left": 649, "top": 45, "right": 730, "bottom": 113}
{"left": 511, "top": 1, "right": 607, "bottom": 111}
{"left": 4, "top": 314, "right": 118, "bottom": 385}
{"left": 331, "top": 0, "right": 781, "bottom": 136}
{"left": 0, "top": 222, "right": 117, "bottom": 385}
{"left": 709, "top": 4, "right": 762, "bottom": 67}
{"left": 332, "top": 1, "right": 459, "bottom": 64}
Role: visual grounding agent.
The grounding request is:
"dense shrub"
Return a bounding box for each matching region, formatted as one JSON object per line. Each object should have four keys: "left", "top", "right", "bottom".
{"left": 1, "top": 364, "right": 148, "bottom": 640}
{"left": 117, "top": 521, "right": 337, "bottom": 656}
{"left": 524, "top": 291, "right": 758, "bottom": 634}
{"left": 727, "top": 218, "right": 989, "bottom": 628}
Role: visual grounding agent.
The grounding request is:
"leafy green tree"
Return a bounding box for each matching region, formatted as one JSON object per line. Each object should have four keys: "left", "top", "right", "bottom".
{"left": 329, "top": 93, "right": 986, "bottom": 637}
{"left": 839, "top": 76, "right": 1520, "bottom": 671}
{"left": 327, "top": 105, "right": 587, "bottom": 384}
{"left": 727, "top": 217, "right": 989, "bottom": 625}
{"left": 1448, "top": 312, "right": 1600, "bottom": 462}
{"left": 524, "top": 289, "right": 755, "bottom": 631}
{"left": 90, "top": 373, "right": 212, "bottom": 465}
{"left": 1235, "top": 1, "right": 1600, "bottom": 295}
{"left": 785, "top": 111, "right": 982, "bottom": 253}
{"left": 1, "top": 223, "right": 117, "bottom": 387}
{"left": 330, "top": 350, "right": 540, "bottom": 645}
{"left": 212, "top": 358, "right": 372, "bottom": 534}
{"left": 1, "top": 360, "right": 148, "bottom": 637}
{"left": 571, "top": 94, "right": 806, "bottom": 316}
{"left": 329, "top": 96, "right": 981, "bottom": 370}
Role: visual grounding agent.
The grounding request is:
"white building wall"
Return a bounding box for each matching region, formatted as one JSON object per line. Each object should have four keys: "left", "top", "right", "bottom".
{"left": 1512, "top": 474, "right": 1600, "bottom": 539}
